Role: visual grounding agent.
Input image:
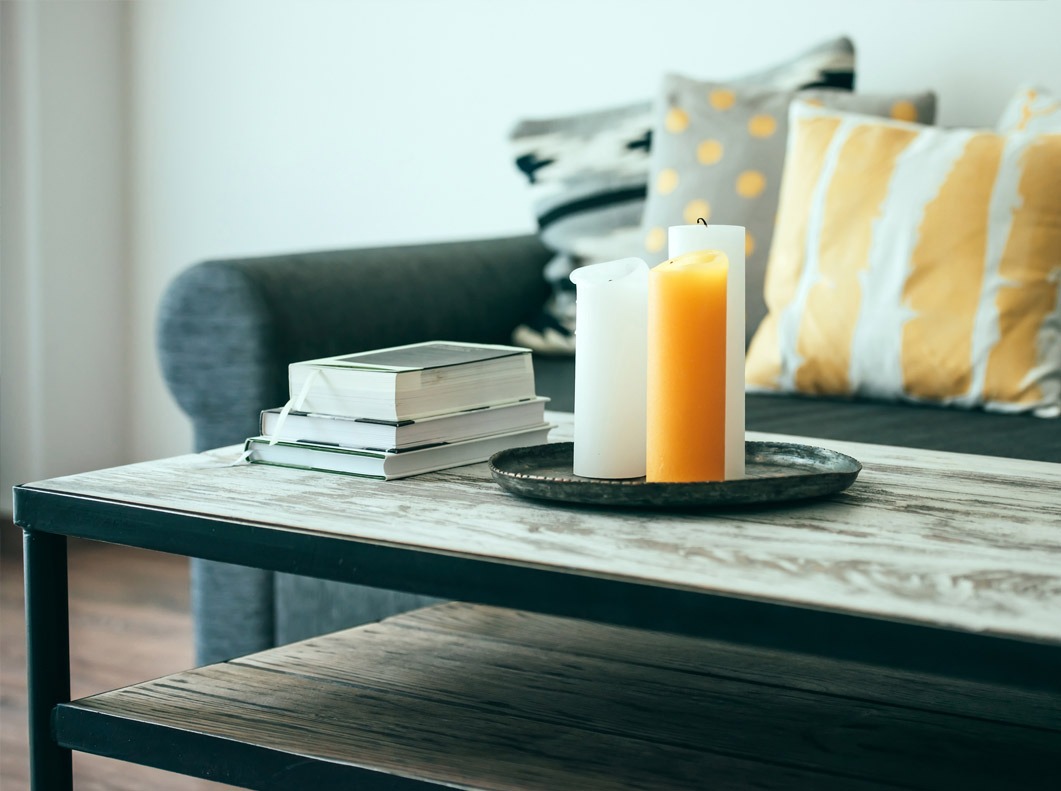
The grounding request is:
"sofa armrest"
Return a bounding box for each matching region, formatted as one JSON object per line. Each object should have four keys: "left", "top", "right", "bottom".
{"left": 157, "top": 233, "right": 550, "bottom": 663}
{"left": 157, "top": 234, "right": 551, "bottom": 452}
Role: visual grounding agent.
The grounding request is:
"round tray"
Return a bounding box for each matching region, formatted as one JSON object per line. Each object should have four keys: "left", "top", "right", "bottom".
{"left": 489, "top": 441, "right": 862, "bottom": 508}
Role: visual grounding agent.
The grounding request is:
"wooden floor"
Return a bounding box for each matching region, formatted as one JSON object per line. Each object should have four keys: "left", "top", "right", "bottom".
{"left": 1, "top": 521, "right": 235, "bottom": 790}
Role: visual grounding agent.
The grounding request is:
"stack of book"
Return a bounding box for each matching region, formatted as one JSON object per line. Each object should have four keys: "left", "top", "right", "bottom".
{"left": 244, "top": 341, "right": 551, "bottom": 480}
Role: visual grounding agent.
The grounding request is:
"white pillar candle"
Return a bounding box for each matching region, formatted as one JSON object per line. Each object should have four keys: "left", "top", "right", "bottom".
{"left": 569, "top": 257, "right": 649, "bottom": 478}
{"left": 667, "top": 224, "right": 746, "bottom": 480}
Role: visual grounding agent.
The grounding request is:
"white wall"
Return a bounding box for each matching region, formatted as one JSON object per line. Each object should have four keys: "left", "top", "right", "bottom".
{"left": 4, "top": 0, "right": 1061, "bottom": 505}
{"left": 2, "top": 1, "right": 129, "bottom": 512}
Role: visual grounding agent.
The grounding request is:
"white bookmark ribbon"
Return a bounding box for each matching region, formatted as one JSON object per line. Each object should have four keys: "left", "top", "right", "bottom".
{"left": 231, "top": 367, "right": 323, "bottom": 465}
{"left": 266, "top": 367, "right": 322, "bottom": 445}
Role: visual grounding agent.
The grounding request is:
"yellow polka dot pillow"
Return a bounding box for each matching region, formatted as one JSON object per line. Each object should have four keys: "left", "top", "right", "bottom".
{"left": 509, "top": 36, "right": 857, "bottom": 355}
{"left": 640, "top": 75, "right": 935, "bottom": 342}
{"left": 746, "top": 100, "right": 1061, "bottom": 418}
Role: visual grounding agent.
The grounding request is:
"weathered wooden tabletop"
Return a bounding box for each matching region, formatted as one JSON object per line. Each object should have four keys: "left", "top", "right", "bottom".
{"left": 21, "top": 412, "right": 1061, "bottom": 646}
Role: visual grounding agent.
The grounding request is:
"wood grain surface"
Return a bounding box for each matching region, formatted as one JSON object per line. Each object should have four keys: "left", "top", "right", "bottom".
{"left": 20, "top": 413, "right": 1061, "bottom": 643}
{"left": 63, "top": 602, "right": 1060, "bottom": 791}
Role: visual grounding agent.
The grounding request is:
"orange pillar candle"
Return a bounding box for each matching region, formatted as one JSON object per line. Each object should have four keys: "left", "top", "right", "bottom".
{"left": 646, "top": 250, "right": 728, "bottom": 482}
{"left": 668, "top": 224, "right": 745, "bottom": 480}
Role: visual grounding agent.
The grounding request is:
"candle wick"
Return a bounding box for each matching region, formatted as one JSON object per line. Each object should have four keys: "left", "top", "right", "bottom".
{"left": 697, "top": 218, "right": 709, "bottom": 226}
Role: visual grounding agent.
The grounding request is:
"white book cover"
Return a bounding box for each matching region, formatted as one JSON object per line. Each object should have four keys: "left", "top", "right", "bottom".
{"left": 287, "top": 341, "right": 536, "bottom": 420}
{"left": 260, "top": 396, "right": 549, "bottom": 451}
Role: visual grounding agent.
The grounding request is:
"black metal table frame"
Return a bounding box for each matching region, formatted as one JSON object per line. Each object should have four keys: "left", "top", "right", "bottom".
{"left": 16, "top": 485, "right": 1061, "bottom": 790}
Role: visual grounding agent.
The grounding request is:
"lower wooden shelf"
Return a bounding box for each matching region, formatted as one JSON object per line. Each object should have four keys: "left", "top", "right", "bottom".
{"left": 55, "top": 602, "right": 1060, "bottom": 790}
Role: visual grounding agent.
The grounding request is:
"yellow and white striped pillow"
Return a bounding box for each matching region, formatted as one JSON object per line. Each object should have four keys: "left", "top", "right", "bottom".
{"left": 746, "top": 100, "right": 1061, "bottom": 417}
{"left": 997, "top": 85, "right": 1061, "bottom": 135}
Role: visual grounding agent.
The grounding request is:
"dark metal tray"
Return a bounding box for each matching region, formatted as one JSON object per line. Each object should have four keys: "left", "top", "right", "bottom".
{"left": 489, "top": 441, "right": 861, "bottom": 508}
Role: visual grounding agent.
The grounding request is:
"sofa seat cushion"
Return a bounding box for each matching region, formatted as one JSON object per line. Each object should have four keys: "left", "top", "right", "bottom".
{"left": 746, "top": 393, "right": 1061, "bottom": 462}
{"left": 534, "top": 355, "right": 1060, "bottom": 462}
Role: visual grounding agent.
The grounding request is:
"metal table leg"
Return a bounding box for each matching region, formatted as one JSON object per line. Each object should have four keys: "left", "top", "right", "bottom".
{"left": 23, "top": 528, "right": 72, "bottom": 791}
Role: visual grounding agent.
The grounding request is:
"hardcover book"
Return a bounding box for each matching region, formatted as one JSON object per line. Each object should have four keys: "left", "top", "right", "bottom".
{"left": 287, "top": 341, "right": 536, "bottom": 421}
{"left": 260, "top": 396, "right": 549, "bottom": 451}
{"left": 244, "top": 423, "right": 552, "bottom": 480}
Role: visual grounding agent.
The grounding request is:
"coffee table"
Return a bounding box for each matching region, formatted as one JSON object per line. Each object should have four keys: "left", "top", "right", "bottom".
{"left": 15, "top": 413, "right": 1061, "bottom": 789}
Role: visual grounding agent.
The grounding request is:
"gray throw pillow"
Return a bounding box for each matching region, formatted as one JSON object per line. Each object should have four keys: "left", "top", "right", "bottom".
{"left": 510, "top": 35, "right": 857, "bottom": 355}
{"left": 640, "top": 77, "right": 937, "bottom": 343}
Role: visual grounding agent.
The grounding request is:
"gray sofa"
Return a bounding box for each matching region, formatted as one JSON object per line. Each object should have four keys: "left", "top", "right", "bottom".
{"left": 158, "top": 234, "right": 1061, "bottom": 665}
